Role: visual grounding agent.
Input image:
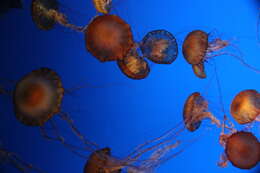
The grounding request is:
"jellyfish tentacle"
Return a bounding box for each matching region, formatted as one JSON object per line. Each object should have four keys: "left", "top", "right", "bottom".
{"left": 40, "top": 120, "right": 89, "bottom": 158}
{"left": 126, "top": 121, "right": 183, "bottom": 159}
{"left": 58, "top": 112, "right": 99, "bottom": 150}
{"left": 218, "top": 152, "right": 228, "bottom": 168}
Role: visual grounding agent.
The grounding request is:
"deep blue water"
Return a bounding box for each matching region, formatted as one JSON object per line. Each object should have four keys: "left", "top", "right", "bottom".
{"left": 0, "top": 0, "right": 259, "bottom": 173}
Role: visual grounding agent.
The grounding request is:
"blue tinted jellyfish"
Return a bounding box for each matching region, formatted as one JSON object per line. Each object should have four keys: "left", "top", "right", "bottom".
{"left": 0, "top": 143, "right": 45, "bottom": 173}
{"left": 83, "top": 121, "right": 193, "bottom": 173}
{"left": 183, "top": 30, "right": 260, "bottom": 79}
{"left": 0, "top": 0, "right": 22, "bottom": 16}
{"left": 31, "top": 0, "right": 83, "bottom": 31}
{"left": 117, "top": 44, "right": 150, "bottom": 80}
{"left": 140, "top": 29, "right": 178, "bottom": 64}
{"left": 1, "top": 68, "right": 99, "bottom": 158}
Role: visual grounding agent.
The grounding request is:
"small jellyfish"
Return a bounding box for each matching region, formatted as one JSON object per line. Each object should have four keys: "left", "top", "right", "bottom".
{"left": 182, "top": 30, "right": 260, "bottom": 78}
{"left": 1, "top": 68, "right": 99, "bottom": 157}
{"left": 92, "top": 0, "right": 112, "bottom": 14}
{"left": 219, "top": 131, "right": 260, "bottom": 169}
{"left": 84, "top": 148, "right": 121, "bottom": 173}
{"left": 230, "top": 89, "right": 260, "bottom": 124}
{"left": 0, "top": 0, "right": 23, "bottom": 16}
{"left": 31, "top": 0, "right": 82, "bottom": 31}
{"left": 183, "top": 92, "right": 221, "bottom": 132}
{"left": 117, "top": 45, "right": 150, "bottom": 80}
{"left": 85, "top": 14, "right": 134, "bottom": 62}
{"left": 140, "top": 29, "right": 178, "bottom": 64}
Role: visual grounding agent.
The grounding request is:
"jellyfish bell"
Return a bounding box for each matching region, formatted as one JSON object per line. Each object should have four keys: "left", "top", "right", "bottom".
{"left": 92, "top": 0, "right": 112, "bottom": 14}
{"left": 31, "top": 0, "right": 83, "bottom": 31}
{"left": 140, "top": 29, "right": 178, "bottom": 64}
{"left": 85, "top": 14, "right": 134, "bottom": 62}
{"left": 219, "top": 131, "right": 260, "bottom": 169}
{"left": 13, "top": 67, "right": 64, "bottom": 126}
{"left": 117, "top": 45, "right": 150, "bottom": 80}
{"left": 183, "top": 92, "right": 221, "bottom": 132}
{"left": 84, "top": 148, "right": 122, "bottom": 173}
{"left": 230, "top": 89, "right": 260, "bottom": 125}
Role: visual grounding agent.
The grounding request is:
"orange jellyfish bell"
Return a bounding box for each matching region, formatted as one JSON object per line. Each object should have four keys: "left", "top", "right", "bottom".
{"left": 83, "top": 148, "right": 121, "bottom": 173}
{"left": 225, "top": 131, "right": 260, "bottom": 169}
{"left": 117, "top": 46, "right": 150, "bottom": 80}
{"left": 182, "top": 30, "right": 208, "bottom": 78}
{"left": 13, "top": 67, "right": 64, "bottom": 126}
{"left": 183, "top": 92, "right": 220, "bottom": 132}
{"left": 230, "top": 89, "right": 260, "bottom": 124}
{"left": 85, "top": 15, "right": 134, "bottom": 62}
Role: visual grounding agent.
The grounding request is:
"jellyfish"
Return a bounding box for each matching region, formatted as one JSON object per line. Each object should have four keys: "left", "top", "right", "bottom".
{"left": 230, "top": 89, "right": 260, "bottom": 125}
{"left": 0, "top": 0, "right": 22, "bottom": 16}
{"left": 183, "top": 92, "right": 221, "bottom": 132}
{"left": 82, "top": 120, "right": 195, "bottom": 173}
{"left": 0, "top": 144, "right": 45, "bottom": 173}
{"left": 218, "top": 131, "right": 260, "bottom": 169}
{"left": 117, "top": 44, "right": 150, "bottom": 80}
{"left": 182, "top": 30, "right": 260, "bottom": 79}
{"left": 92, "top": 0, "right": 112, "bottom": 14}
{"left": 31, "top": 0, "right": 83, "bottom": 31}
{"left": 0, "top": 67, "right": 99, "bottom": 158}
{"left": 85, "top": 14, "right": 134, "bottom": 62}
{"left": 140, "top": 29, "right": 178, "bottom": 64}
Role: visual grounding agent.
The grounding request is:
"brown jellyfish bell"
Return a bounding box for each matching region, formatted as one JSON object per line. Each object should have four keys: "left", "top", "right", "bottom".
{"left": 0, "top": 142, "right": 45, "bottom": 173}
{"left": 183, "top": 92, "right": 221, "bottom": 132}
{"left": 1, "top": 67, "right": 99, "bottom": 158}
{"left": 182, "top": 30, "right": 260, "bottom": 79}
{"left": 85, "top": 14, "right": 134, "bottom": 62}
{"left": 117, "top": 44, "right": 150, "bottom": 80}
{"left": 230, "top": 89, "right": 260, "bottom": 125}
{"left": 82, "top": 120, "right": 196, "bottom": 173}
{"left": 218, "top": 131, "right": 260, "bottom": 169}
{"left": 31, "top": 0, "right": 82, "bottom": 31}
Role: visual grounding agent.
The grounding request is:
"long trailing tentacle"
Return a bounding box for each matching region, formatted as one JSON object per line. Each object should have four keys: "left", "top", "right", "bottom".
{"left": 58, "top": 112, "right": 99, "bottom": 150}
{"left": 40, "top": 119, "right": 89, "bottom": 159}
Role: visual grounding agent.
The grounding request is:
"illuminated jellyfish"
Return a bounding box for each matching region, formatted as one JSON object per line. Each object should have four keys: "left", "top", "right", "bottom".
{"left": 1, "top": 67, "right": 99, "bottom": 157}
{"left": 82, "top": 121, "right": 192, "bottom": 173}
{"left": 92, "top": 0, "right": 112, "bottom": 14}
{"left": 182, "top": 30, "right": 260, "bottom": 79}
{"left": 218, "top": 131, "right": 260, "bottom": 169}
{"left": 230, "top": 89, "right": 260, "bottom": 124}
{"left": 183, "top": 92, "right": 221, "bottom": 132}
{"left": 85, "top": 14, "right": 134, "bottom": 62}
{"left": 117, "top": 44, "right": 150, "bottom": 80}
{"left": 140, "top": 29, "right": 178, "bottom": 64}
{"left": 0, "top": 0, "right": 23, "bottom": 15}
{"left": 31, "top": 0, "right": 83, "bottom": 31}
{"left": 0, "top": 144, "right": 45, "bottom": 173}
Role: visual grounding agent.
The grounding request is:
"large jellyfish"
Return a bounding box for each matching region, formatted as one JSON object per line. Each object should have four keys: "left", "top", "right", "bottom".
{"left": 230, "top": 89, "right": 260, "bottom": 124}
{"left": 219, "top": 131, "right": 260, "bottom": 169}
{"left": 92, "top": 0, "right": 112, "bottom": 14}
{"left": 140, "top": 29, "right": 178, "bottom": 64}
{"left": 0, "top": 0, "right": 22, "bottom": 16}
{"left": 183, "top": 92, "right": 221, "bottom": 132}
{"left": 82, "top": 121, "right": 192, "bottom": 173}
{"left": 182, "top": 30, "right": 260, "bottom": 78}
{"left": 0, "top": 143, "right": 45, "bottom": 173}
{"left": 31, "top": 0, "right": 82, "bottom": 31}
{"left": 117, "top": 45, "right": 150, "bottom": 80}
{"left": 1, "top": 67, "right": 99, "bottom": 157}
{"left": 85, "top": 14, "right": 134, "bottom": 62}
